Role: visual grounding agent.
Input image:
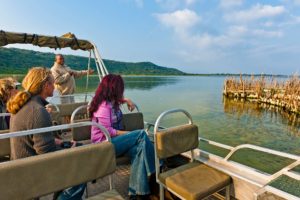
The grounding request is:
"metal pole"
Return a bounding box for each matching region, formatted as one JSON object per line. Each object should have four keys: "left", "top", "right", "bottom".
{"left": 91, "top": 49, "right": 102, "bottom": 82}
{"left": 92, "top": 44, "right": 109, "bottom": 75}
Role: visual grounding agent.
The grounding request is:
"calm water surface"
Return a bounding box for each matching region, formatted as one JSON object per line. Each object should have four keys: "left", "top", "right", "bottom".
{"left": 75, "top": 76, "right": 300, "bottom": 156}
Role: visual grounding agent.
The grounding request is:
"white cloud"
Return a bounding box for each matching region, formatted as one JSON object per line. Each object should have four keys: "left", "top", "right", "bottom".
{"left": 224, "top": 4, "right": 286, "bottom": 22}
{"left": 252, "top": 29, "right": 283, "bottom": 37}
{"left": 154, "top": 5, "right": 289, "bottom": 72}
{"left": 220, "top": 0, "right": 243, "bottom": 9}
{"left": 228, "top": 25, "right": 283, "bottom": 38}
{"left": 154, "top": 9, "right": 200, "bottom": 32}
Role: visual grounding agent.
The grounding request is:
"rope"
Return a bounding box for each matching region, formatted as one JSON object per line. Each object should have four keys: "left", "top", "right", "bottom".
{"left": 73, "top": 36, "right": 81, "bottom": 50}
{"left": 84, "top": 50, "right": 92, "bottom": 102}
{"left": 23, "top": 33, "right": 27, "bottom": 43}
{"left": 30, "top": 34, "right": 36, "bottom": 43}
{"left": 0, "top": 30, "right": 8, "bottom": 45}
{"left": 54, "top": 36, "right": 61, "bottom": 49}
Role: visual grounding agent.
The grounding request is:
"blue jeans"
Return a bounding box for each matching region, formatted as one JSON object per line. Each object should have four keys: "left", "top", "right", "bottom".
{"left": 56, "top": 184, "right": 86, "bottom": 200}
{"left": 111, "top": 130, "right": 155, "bottom": 195}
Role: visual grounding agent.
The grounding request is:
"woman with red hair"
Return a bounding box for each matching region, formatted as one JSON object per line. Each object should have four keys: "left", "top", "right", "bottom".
{"left": 90, "top": 74, "right": 155, "bottom": 198}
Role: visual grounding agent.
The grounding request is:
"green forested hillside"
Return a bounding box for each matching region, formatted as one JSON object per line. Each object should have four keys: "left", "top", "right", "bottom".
{"left": 0, "top": 47, "right": 185, "bottom": 75}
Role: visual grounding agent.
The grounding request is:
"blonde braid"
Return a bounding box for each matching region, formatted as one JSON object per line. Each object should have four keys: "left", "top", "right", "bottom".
{"left": 7, "top": 67, "right": 52, "bottom": 114}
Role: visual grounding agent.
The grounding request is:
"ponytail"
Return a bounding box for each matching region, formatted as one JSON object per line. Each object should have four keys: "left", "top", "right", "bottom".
{"left": 7, "top": 67, "right": 52, "bottom": 114}
{"left": 7, "top": 91, "right": 31, "bottom": 114}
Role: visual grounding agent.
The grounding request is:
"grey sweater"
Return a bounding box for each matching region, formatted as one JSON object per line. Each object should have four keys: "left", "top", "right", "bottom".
{"left": 10, "top": 95, "right": 57, "bottom": 160}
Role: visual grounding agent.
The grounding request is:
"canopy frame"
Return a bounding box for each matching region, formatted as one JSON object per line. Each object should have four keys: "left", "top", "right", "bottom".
{"left": 0, "top": 30, "right": 109, "bottom": 103}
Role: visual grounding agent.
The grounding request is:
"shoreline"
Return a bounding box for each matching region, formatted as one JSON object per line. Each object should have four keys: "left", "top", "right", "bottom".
{"left": 0, "top": 73, "right": 293, "bottom": 77}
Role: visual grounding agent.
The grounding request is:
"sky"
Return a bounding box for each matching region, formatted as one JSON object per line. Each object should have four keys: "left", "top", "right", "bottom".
{"left": 1, "top": 0, "right": 300, "bottom": 75}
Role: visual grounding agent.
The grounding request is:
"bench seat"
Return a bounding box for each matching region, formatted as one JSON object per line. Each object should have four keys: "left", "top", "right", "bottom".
{"left": 159, "top": 161, "right": 231, "bottom": 200}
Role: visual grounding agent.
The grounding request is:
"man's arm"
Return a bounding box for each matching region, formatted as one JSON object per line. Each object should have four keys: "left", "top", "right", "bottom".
{"left": 71, "top": 68, "right": 94, "bottom": 78}
{"left": 51, "top": 68, "right": 71, "bottom": 84}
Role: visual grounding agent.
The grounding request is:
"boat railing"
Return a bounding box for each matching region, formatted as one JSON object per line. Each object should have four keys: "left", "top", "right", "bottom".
{"left": 47, "top": 103, "right": 60, "bottom": 112}
{"left": 70, "top": 104, "right": 89, "bottom": 123}
{"left": 0, "top": 121, "right": 110, "bottom": 142}
{"left": 0, "top": 113, "right": 11, "bottom": 118}
{"left": 70, "top": 101, "right": 141, "bottom": 124}
{"left": 120, "top": 102, "right": 140, "bottom": 113}
{"left": 142, "top": 108, "right": 300, "bottom": 199}
{"left": 196, "top": 137, "right": 300, "bottom": 200}
{"left": 47, "top": 93, "right": 94, "bottom": 105}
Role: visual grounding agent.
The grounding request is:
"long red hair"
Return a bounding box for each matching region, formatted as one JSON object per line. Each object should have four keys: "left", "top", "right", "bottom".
{"left": 89, "top": 74, "right": 124, "bottom": 116}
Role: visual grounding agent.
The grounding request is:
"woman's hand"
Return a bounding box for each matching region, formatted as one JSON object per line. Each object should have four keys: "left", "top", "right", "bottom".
{"left": 55, "top": 138, "right": 63, "bottom": 146}
{"left": 71, "top": 141, "right": 77, "bottom": 148}
{"left": 123, "top": 98, "right": 136, "bottom": 112}
{"left": 117, "top": 130, "right": 129, "bottom": 135}
{"left": 45, "top": 105, "right": 53, "bottom": 113}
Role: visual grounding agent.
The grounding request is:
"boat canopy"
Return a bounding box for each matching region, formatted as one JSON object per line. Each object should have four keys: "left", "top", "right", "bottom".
{"left": 0, "top": 30, "right": 94, "bottom": 51}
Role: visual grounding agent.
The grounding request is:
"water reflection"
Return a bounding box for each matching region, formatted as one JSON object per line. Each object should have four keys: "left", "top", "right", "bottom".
{"left": 223, "top": 97, "right": 300, "bottom": 137}
{"left": 75, "top": 76, "right": 181, "bottom": 92}
{"left": 1, "top": 74, "right": 181, "bottom": 93}
{"left": 124, "top": 76, "right": 180, "bottom": 90}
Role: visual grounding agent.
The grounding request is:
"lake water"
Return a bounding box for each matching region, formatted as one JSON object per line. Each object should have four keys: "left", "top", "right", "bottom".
{"left": 75, "top": 76, "right": 300, "bottom": 157}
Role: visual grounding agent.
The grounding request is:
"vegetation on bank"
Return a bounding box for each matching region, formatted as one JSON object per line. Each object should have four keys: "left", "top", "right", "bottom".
{"left": 1, "top": 47, "right": 293, "bottom": 77}
{"left": 0, "top": 47, "right": 185, "bottom": 75}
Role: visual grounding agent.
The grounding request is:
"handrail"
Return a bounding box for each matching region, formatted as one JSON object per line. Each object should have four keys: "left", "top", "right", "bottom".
{"left": 198, "top": 137, "right": 300, "bottom": 163}
{"left": 151, "top": 109, "right": 300, "bottom": 199}
{"left": 224, "top": 144, "right": 300, "bottom": 161}
{"left": 198, "top": 137, "right": 300, "bottom": 172}
{"left": 255, "top": 186, "right": 300, "bottom": 200}
{"left": 134, "top": 103, "right": 140, "bottom": 113}
{"left": 153, "top": 108, "right": 193, "bottom": 133}
{"left": 0, "top": 113, "right": 10, "bottom": 117}
{"left": 197, "top": 136, "right": 300, "bottom": 199}
{"left": 199, "top": 137, "right": 234, "bottom": 151}
{"left": 48, "top": 94, "right": 94, "bottom": 104}
{"left": 70, "top": 105, "right": 89, "bottom": 123}
{"left": 121, "top": 102, "right": 140, "bottom": 113}
{"left": 144, "top": 121, "right": 166, "bottom": 132}
{"left": 0, "top": 121, "right": 111, "bottom": 142}
{"left": 70, "top": 101, "right": 141, "bottom": 124}
{"left": 153, "top": 108, "right": 194, "bottom": 181}
{"left": 47, "top": 103, "right": 60, "bottom": 112}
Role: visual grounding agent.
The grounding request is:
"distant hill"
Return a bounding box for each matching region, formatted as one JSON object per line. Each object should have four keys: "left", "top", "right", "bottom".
{"left": 0, "top": 47, "right": 186, "bottom": 75}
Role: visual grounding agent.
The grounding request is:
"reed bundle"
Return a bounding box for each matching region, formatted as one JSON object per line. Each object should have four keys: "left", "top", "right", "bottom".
{"left": 223, "top": 74, "right": 300, "bottom": 114}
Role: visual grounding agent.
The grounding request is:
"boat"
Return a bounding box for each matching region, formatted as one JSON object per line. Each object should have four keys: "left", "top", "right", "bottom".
{"left": 0, "top": 30, "right": 299, "bottom": 200}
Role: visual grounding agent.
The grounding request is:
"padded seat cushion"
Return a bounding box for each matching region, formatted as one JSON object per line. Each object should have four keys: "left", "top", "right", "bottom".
{"left": 121, "top": 113, "right": 144, "bottom": 131}
{"left": 0, "top": 142, "right": 116, "bottom": 199}
{"left": 71, "top": 118, "right": 91, "bottom": 141}
{"left": 156, "top": 124, "right": 199, "bottom": 159}
{"left": 159, "top": 161, "right": 231, "bottom": 200}
{"left": 0, "top": 129, "right": 10, "bottom": 157}
{"left": 87, "top": 189, "right": 124, "bottom": 200}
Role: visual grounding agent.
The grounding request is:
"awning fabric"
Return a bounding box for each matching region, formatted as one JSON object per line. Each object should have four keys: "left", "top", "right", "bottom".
{"left": 0, "top": 30, "right": 94, "bottom": 51}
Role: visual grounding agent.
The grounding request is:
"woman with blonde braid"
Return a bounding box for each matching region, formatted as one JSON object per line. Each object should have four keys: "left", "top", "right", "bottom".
{"left": 7, "top": 67, "right": 86, "bottom": 200}
{"left": 7, "top": 67, "right": 58, "bottom": 159}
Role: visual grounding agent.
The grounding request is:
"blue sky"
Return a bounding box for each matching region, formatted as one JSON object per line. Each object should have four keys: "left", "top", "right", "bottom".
{"left": 1, "top": 0, "right": 300, "bottom": 74}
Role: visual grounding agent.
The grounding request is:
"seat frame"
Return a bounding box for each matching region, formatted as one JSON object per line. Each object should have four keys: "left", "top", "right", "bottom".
{"left": 0, "top": 121, "right": 120, "bottom": 199}
{"left": 153, "top": 109, "right": 230, "bottom": 200}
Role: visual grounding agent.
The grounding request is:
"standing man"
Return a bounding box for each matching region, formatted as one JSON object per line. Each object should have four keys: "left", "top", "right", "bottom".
{"left": 51, "top": 54, "right": 94, "bottom": 95}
